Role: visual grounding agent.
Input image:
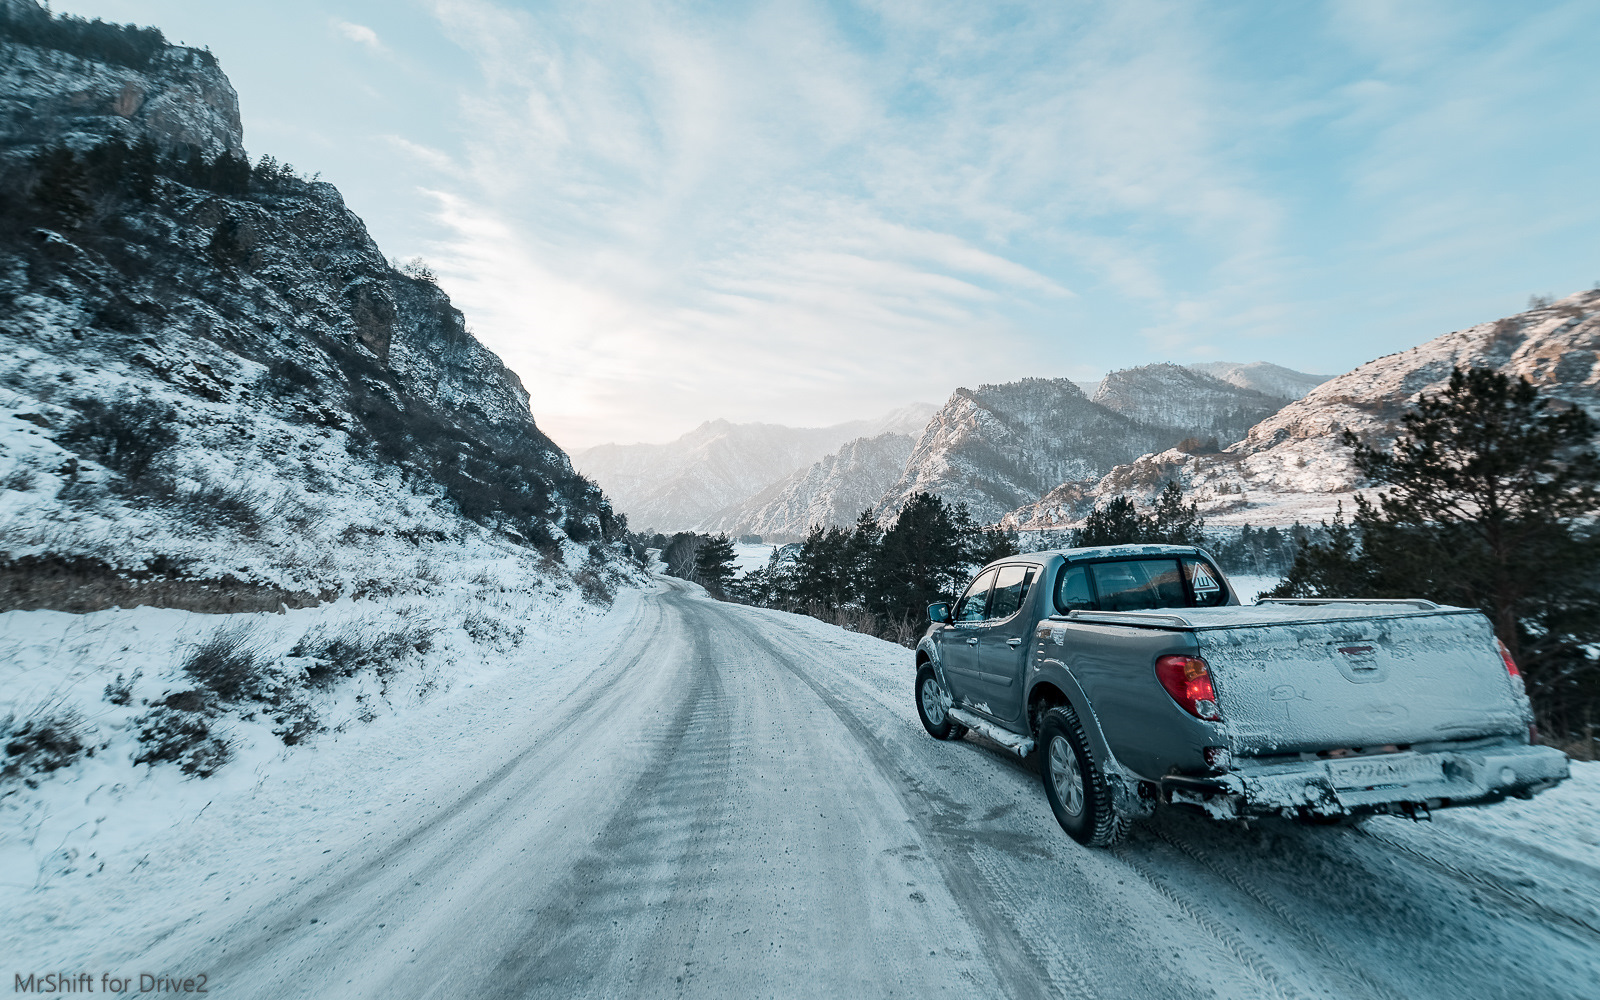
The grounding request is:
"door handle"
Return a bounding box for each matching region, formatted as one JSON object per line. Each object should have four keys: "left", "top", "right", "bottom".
{"left": 966, "top": 637, "right": 978, "bottom": 646}
{"left": 1006, "top": 638, "right": 1023, "bottom": 647}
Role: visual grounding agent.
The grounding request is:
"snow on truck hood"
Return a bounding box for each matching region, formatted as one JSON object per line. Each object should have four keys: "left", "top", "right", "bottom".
{"left": 1049, "top": 600, "right": 1480, "bottom": 631}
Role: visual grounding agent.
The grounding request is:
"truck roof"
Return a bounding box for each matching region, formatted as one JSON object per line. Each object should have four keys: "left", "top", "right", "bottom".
{"left": 1017, "top": 544, "right": 1211, "bottom": 564}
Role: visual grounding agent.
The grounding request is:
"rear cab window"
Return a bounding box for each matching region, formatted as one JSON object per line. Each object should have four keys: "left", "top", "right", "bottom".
{"left": 1053, "top": 556, "right": 1230, "bottom": 614}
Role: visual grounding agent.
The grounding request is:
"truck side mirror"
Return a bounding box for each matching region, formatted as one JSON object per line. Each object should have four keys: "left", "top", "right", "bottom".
{"left": 928, "top": 602, "right": 951, "bottom": 624}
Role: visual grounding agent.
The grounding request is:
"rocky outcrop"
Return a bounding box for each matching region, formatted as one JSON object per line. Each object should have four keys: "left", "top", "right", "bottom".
{"left": 1, "top": 0, "right": 243, "bottom": 158}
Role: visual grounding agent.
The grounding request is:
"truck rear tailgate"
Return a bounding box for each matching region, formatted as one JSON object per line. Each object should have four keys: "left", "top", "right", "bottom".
{"left": 1189, "top": 605, "right": 1528, "bottom": 754}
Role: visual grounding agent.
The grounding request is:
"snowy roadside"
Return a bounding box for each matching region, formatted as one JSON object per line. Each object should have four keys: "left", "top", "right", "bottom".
{"left": 1, "top": 570, "right": 647, "bottom": 964}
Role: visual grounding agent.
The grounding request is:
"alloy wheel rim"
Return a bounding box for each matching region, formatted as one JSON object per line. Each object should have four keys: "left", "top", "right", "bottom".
{"left": 921, "top": 678, "right": 946, "bottom": 725}
{"left": 1049, "top": 735, "right": 1084, "bottom": 817}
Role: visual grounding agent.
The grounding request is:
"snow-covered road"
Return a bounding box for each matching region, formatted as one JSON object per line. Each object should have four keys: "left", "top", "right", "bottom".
{"left": 9, "top": 578, "right": 1600, "bottom": 999}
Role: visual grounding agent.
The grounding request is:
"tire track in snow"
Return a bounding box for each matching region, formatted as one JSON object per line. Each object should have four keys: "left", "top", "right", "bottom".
{"left": 1355, "top": 826, "right": 1600, "bottom": 944}
{"left": 712, "top": 602, "right": 1095, "bottom": 1000}
{"left": 1140, "top": 824, "right": 1406, "bottom": 1000}
{"left": 196, "top": 589, "right": 672, "bottom": 987}
{"left": 1108, "top": 843, "right": 1307, "bottom": 1000}
{"left": 485, "top": 588, "right": 731, "bottom": 998}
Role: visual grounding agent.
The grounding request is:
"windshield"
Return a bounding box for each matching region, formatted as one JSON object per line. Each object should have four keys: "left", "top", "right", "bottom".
{"left": 1053, "top": 557, "right": 1230, "bottom": 614}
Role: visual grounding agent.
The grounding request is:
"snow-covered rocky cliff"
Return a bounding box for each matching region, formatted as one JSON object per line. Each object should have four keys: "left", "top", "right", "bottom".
{"left": 0, "top": 1, "right": 624, "bottom": 610}
{"left": 572, "top": 404, "right": 934, "bottom": 533}
{"left": 1092, "top": 363, "right": 1285, "bottom": 447}
{"left": 874, "top": 379, "right": 1180, "bottom": 526}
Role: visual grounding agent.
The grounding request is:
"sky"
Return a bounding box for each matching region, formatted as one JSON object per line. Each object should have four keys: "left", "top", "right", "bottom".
{"left": 54, "top": 0, "right": 1600, "bottom": 450}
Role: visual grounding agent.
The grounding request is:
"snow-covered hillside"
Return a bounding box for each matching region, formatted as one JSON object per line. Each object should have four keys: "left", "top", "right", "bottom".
{"left": 571, "top": 404, "right": 934, "bottom": 533}
{"left": 0, "top": 1, "right": 625, "bottom": 611}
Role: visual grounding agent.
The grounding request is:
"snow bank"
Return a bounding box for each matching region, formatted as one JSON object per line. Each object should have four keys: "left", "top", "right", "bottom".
{"left": 0, "top": 569, "right": 622, "bottom": 915}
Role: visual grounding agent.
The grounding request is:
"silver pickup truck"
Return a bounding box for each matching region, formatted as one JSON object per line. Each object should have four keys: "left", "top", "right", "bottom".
{"left": 913, "top": 544, "right": 1570, "bottom": 847}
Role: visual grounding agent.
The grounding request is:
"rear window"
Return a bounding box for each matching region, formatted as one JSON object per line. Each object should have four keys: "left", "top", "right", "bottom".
{"left": 1053, "top": 557, "right": 1230, "bottom": 614}
{"left": 1091, "top": 559, "right": 1187, "bottom": 612}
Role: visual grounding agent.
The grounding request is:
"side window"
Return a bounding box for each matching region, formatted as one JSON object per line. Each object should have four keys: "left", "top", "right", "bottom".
{"left": 988, "top": 565, "right": 1036, "bottom": 620}
{"left": 1183, "top": 558, "right": 1229, "bottom": 607}
{"left": 953, "top": 570, "right": 997, "bottom": 623}
{"left": 1054, "top": 564, "right": 1094, "bottom": 613}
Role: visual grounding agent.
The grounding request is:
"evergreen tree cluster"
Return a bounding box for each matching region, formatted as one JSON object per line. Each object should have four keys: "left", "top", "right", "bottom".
{"left": 7, "top": 140, "right": 315, "bottom": 235}
{"left": 1071, "top": 481, "right": 1207, "bottom": 547}
{"left": 1208, "top": 524, "right": 1313, "bottom": 577}
{"left": 0, "top": 3, "right": 202, "bottom": 71}
{"left": 650, "top": 494, "right": 1017, "bottom": 646}
{"left": 1270, "top": 366, "right": 1600, "bottom": 749}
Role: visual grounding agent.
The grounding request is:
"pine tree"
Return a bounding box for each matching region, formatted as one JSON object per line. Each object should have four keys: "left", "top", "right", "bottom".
{"left": 693, "top": 534, "right": 737, "bottom": 597}
{"left": 1270, "top": 366, "right": 1600, "bottom": 735}
{"left": 1074, "top": 495, "right": 1147, "bottom": 546}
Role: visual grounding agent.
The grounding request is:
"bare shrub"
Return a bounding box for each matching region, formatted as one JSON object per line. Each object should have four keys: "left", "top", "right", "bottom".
{"left": 2, "top": 704, "right": 90, "bottom": 788}
{"left": 57, "top": 394, "right": 179, "bottom": 478}
{"left": 103, "top": 668, "right": 140, "bottom": 705}
{"left": 574, "top": 553, "right": 618, "bottom": 605}
{"left": 463, "top": 611, "right": 524, "bottom": 649}
{"left": 183, "top": 627, "right": 271, "bottom": 701}
{"left": 132, "top": 693, "right": 229, "bottom": 776}
{"left": 0, "top": 466, "right": 37, "bottom": 491}
{"left": 290, "top": 615, "right": 433, "bottom": 690}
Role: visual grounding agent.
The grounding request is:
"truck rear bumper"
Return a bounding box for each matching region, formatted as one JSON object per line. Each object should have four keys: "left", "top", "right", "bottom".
{"left": 1160, "top": 743, "right": 1570, "bottom": 821}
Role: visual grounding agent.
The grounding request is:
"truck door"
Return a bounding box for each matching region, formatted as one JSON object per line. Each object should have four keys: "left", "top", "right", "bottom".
{"left": 941, "top": 569, "right": 995, "bottom": 704}
{"left": 973, "top": 564, "right": 1037, "bottom": 724}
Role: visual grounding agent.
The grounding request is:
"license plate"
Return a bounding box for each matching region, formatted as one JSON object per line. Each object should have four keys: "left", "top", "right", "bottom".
{"left": 1325, "top": 754, "right": 1442, "bottom": 789}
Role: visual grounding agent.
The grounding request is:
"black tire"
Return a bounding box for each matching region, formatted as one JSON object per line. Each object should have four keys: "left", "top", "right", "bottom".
{"left": 1038, "top": 705, "right": 1128, "bottom": 847}
{"left": 915, "top": 664, "right": 967, "bottom": 741}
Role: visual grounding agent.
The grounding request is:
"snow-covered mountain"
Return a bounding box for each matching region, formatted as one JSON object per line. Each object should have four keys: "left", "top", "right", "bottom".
{"left": 1186, "top": 361, "right": 1329, "bottom": 400}
{"left": 703, "top": 431, "right": 916, "bottom": 540}
{"left": 1012, "top": 291, "right": 1600, "bottom": 529}
{"left": 571, "top": 404, "right": 935, "bottom": 532}
{"left": 1092, "top": 363, "right": 1285, "bottom": 447}
{"left": 0, "top": 1, "right": 622, "bottom": 610}
{"left": 874, "top": 379, "right": 1182, "bottom": 526}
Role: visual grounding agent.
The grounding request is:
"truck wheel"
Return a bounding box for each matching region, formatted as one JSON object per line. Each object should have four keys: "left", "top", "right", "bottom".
{"left": 1039, "top": 706, "right": 1128, "bottom": 847}
{"left": 915, "top": 664, "right": 967, "bottom": 741}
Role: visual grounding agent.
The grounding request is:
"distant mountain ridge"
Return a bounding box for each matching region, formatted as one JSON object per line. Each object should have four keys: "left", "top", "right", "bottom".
{"left": 571, "top": 404, "right": 936, "bottom": 532}
{"left": 588, "top": 361, "right": 1325, "bottom": 537}
{"left": 1006, "top": 292, "right": 1600, "bottom": 529}
{"left": 1093, "top": 363, "right": 1286, "bottom": 447}
{"left": 703, "top": 431, "right": 916, "bottom": 540}
{"left": 1186, "top": 361, "right": 1329, "bottom": 400}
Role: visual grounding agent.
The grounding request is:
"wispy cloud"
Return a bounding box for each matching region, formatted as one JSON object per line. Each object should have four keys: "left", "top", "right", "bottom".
{"left": 332, "top": 19, "right": 385, "bottom": 52}
{"left": 394, "top": 0, "right": 1599, "bottom": 447}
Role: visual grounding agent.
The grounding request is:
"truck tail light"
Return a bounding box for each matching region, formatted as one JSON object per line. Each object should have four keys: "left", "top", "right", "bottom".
{"left": 1496, "top": 638, "right": 1521, "bottom": 679}
{"left": 1156, "top": 655, "right": 1222, "bottom": 721}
